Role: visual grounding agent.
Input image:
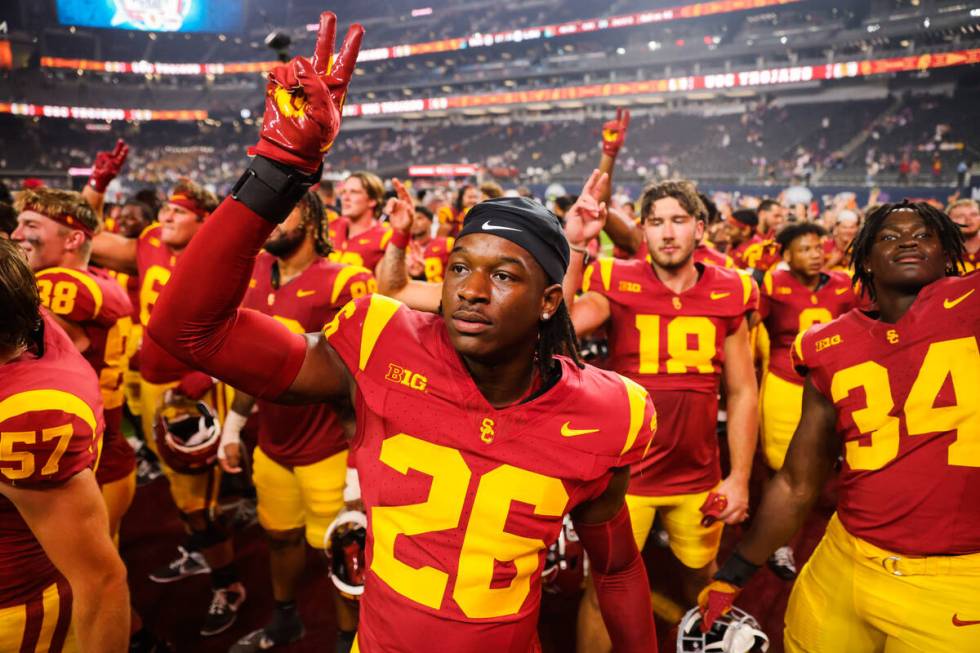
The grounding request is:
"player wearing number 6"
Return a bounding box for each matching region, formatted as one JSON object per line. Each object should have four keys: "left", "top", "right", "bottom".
{"left": 700, "top": 201, "right": 980, "bottom": 652}
{"left": 0, "top": 237, "right": 130, "bottom": 652}
{"left": 11, "top": 187, "right": 137, "bottom": 540}
{"left": 147, "top": 11, "right": 657, "bottom": 653}
{"left": 563, "top": 180, "right": 758, "bottom": 652}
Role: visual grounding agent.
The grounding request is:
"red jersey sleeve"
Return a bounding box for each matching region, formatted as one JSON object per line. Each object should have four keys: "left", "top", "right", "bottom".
{"left": 35, "top": 268, "right": 105, "bottom": 325}
{"left": 322, "top": 294, "right": 405, "bottom": 378}
{"left": 791, "top": 323, "right": 836, "bottom": 397}
{"left": 613, "top": 375, "right": 656, "bottom": 468}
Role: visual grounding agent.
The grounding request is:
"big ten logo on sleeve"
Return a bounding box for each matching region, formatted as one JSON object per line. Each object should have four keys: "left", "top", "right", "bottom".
{"left": 384, "top": 363, "right": 428, "bottom": 392}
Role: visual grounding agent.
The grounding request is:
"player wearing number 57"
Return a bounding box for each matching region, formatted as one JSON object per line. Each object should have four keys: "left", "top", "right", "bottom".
{"left": 147, "top": 11, "right": 658, "bottom": 653}
{"left": 699, "top": 201, "right": 980, "bottom": 652}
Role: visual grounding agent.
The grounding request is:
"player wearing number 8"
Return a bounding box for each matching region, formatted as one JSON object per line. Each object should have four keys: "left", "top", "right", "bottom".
{"left": 11, "top": 187, "right": 137, "bottom": 540}
{"left": 701, "top": 202, "right": 980, "bottom": 652}
{"left": 148, "top": 12, "right": 658, "bottom": 652}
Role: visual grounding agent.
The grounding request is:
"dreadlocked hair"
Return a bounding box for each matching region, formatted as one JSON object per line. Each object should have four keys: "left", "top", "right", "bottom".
{"left": 535, "top": 300, "right": 584, "bottom": 378}
{"left": 298, "top": 190, "right": 332, "bottom": 257}
{"left": 849, "top": 200, "right": 965, "bottom": 301}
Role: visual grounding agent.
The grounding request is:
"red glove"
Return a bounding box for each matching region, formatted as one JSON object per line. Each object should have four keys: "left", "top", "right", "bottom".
{"left": 88, "top": 139, "right": 129, "bottom": 192}
{"left": 176, "top": 371, "right": 214, "bottom": 400}
{"left": 699, "top": 491, "right": 728, "bottom": 527}
{"left": 600, "top": 108, "right": 630, "bottom": 157}
{"left": 697, "top": 580, "right": 741, "bottom": 632}
{"left": 253, "top": 12, "right": 364, "bottom": 174}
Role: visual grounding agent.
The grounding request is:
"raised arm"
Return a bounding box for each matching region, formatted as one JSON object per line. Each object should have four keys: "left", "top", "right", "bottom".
{"left": 596, "top": 109, "right": 644, "bottom": 255}
{"left": 91, "top": 231, "right": 139, "bottom": 274}
{"left": 146, "top": 12, "right": 364, "bottom": 404}
{"left": 81, "top": 138, "right": 129, "bottom": 221}
{"left": 699, "top": 377, "right": 839, "bottom": 628}
{"left": 561, "top": 170, "right": 613, "bottom": 336}
{"left": 376, "top": 178, "right": 443, "bottom": 311}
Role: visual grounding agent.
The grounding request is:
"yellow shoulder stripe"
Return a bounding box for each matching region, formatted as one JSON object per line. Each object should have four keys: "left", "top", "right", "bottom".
{"left": 138, "top": 222, "right": 159, "bottom": 240}
{"left": 331, "top": 265, "right": 372, "bottom": 304}
{"left": 598, "top": 258, "right": 614, "bottom": 293}
{"left": 792, "top": 331, "right": 807, "bottom": 366}
{"left": 379, "top": 229, "right": 394, "bottom": 249}
{"left": 738, "top": 270, "right": 754, "bottom": 306}
{"left": 618, "top": 375, "right": 650, "bottom": 456}
{"left": 359, "top": 294, "right": 402, "bottom": 371}
{"left": 0, "top": 389, "right": 98, "bottom": 433}
{"left": 762, "top": 270, "right": 774, "bottom": 296}
{"left": 37, "top": 267, "right": 104, "bottom": 317}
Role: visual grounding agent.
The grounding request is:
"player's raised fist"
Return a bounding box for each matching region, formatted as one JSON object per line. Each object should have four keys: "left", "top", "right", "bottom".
{"left": 88, "top": 138, "right": 129, "bottom": 192}
{"left": 600, "top": 108, "right": 630, "bottom": 157}
{"left": 254, "top": 12, "right": 364, "bottom": 174}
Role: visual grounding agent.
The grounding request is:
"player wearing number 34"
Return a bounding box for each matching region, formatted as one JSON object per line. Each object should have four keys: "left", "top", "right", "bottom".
{"left": 148, "top": 12, "right": 658, "bottom": 653}
{"left": 700, "top": 202, "right": 980, "bottom": 652}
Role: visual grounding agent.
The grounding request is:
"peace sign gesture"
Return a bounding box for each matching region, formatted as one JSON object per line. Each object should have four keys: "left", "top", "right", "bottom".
{"left": 88, "top": 138, "right": 129, "bottom": 192}
{"left": 254, "top": 12, "right": 364, "bottom": 174}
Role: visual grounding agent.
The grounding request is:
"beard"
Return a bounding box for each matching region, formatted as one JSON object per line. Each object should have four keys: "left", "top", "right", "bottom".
{"left": 263, "top": 226, "right": 306, "bottom": 258}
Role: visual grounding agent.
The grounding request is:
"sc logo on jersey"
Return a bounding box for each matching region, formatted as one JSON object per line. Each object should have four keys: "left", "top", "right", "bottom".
{"left": 385, "top": 363, "right": 428, "bottom": 392}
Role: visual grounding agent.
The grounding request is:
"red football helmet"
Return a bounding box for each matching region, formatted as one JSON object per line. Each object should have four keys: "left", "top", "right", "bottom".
{"left": 324, "top": 510, "right": 367, "bottom": 601}
{"left": 542, "top": 515, "right": 588, "bottom": 595}
{"left": 153, "top": 395, "right": 221, "bottom": 474}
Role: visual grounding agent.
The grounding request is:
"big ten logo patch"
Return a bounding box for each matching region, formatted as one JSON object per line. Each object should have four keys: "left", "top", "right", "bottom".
{"left": 618, "top": 280, "right": 642, "bottom": 293}
{"left": 385, "top": 363, "right": 428, "bottom": 392}
{"left": 815, "top": 334, "right": 842, "bottom": 352}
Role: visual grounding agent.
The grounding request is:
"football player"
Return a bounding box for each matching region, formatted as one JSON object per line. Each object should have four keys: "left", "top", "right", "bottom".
{"left": 329, "top": 172, "right": 392, "bottom": 272}
{"left": 823, "top": 208, "right": 860, "bottom": 272}
{"left": 756, "top": 199, "right": 786, "bottom": 240}
{"left": 220, "top": 190, "right": 375, "bottom": 653}
{"left": 700, "top": 201, "right": 979, "bottom": 652}
{"left": 11, "top": 188, "right": 137, "bottom": 541}
{"left": 563, "top": 179, "right": 758, "bottom": 652}
{"left": 411, "top": 205, "right": 454, "bottom": 283}
{"left": 91, "top": 179, "right": 246, "bottom": 635}
{"left": 756, "top": 222, "right": 855, "bottom": 579}
{"left": 947, "top": 198, "right": 979, "bottom": 273}
{"left": 438, "top": 184, "right": 480, "bottom": 237}
{"left": 0, "top": 237, "right": 130, "bottom": 652}
{"left": 726, "top": 209, "right": 763, "bottom": 270}
{"left": 148, "top": 13, "right": 658, "bottom": 652}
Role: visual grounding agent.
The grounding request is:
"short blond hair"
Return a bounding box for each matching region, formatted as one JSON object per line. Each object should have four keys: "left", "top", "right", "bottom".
{"left": 346, "top": 171, "right": 385, "bottom": 218}
{"left": 480, "top": 181, "right": 504, "bottom": 199}
{"left": 171, "top": 178, "right": 219, "bottom": 213}
{"left": 15, "top": 187, "right": 99, "bottom": 235}
{"left": 946, "top": 198, "right": 979, "bottom": 214}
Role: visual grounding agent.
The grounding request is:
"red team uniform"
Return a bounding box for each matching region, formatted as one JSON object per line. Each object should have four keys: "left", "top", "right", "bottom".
{"left": 730, "top": 234, "right": 763, "bottom": 270}
{"left": 785, "top": 273, "right": 980, "bottom": 651}
{"left": 422, "top": 236, "right": 454, "bottom": 283}
{"left": 737, "top": 237, "right": 781, "bottom": 272}
{"left": 582, "top": 258, "right": 757, "bottom": 566}
{"left": 757, "top": 268, "right": 856, "bottom": 468}
{"left": 694, "top": 243, "right": 735, "bottom": 268}
{"left": 0, "top": 313, "right": 104, "bottom": 652}
{"left": 329, "top": 221, "right": 393, "bottom": 271}
{"left": 34, "top": 267, "right": 136, "bottom": 485}
{"left": 320, "top": 294, "right": 655, "bottom": 652}
{"left": 242, "top": 252, "right": 376, "bottom": 546}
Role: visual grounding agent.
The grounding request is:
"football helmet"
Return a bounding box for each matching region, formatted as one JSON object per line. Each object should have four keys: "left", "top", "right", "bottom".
{"left": 153, "top": 395, "right": 221, "bottom": 474}
{"left": 677, "top": 605, "right": 770, "bottom": 653}
{"left": 542, "top": 515, "right": 588, "bottom": 595}
{"left": 324, "top": 510, "right": 367, "bottom": 600}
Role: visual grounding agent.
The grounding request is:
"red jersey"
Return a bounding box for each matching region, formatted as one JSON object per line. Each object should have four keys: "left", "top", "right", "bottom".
{"left": 730, "top": 234, "right": 763, "bottom": 270}
{"left": 583, "top": 259, "right": 758, "bottom": 495}
{"left": 329, "top": 221, "right": 393, "bottom": 271}
{"left": 792, "top": 274, "right": 980, "bottom": 555}
{"left": 422, "top": 236, "right": 454, "bottom": 283}
{"left": 961, "top": 247, "right": 978, "bottom": 275}
{"left": 694, "top": 243, "right": 734, "bottom": 268}
{"left": 738, "top": 237, "right": 781, "bottom": 272}
{"left": 822, "top": 238, "right": 852, "bottom": 272}
{"left": 242, "top": 252, "right": 376, "bottom": 466}
{"left": 322, "top": 295, "right": 655, "bottom": 652}
{"left": 136, "top": 224, "right": 195, "bottom": 384}
{"left": 35, "top": 267, "right": 136, "bottom": 484}
{"left": 759, "top": 269, "right": 855, "bottom": 384}
{"left": 0, "top": 312, "right": 104, "bottom": 607}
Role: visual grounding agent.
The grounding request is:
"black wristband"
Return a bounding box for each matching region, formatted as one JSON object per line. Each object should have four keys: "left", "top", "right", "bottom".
{"left": 714, "top": 551, "right": 760, "bottom": 587}
{"left": 230, "top": 155, "right": 322, "bottom": 224}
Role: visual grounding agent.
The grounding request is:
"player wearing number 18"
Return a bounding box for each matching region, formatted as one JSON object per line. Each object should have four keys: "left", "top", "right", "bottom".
{"left": 700, "top": 202, "right": 980, "bottom": 652}
{"left": 148, "top": 12, "right": 657, "bottom": 652}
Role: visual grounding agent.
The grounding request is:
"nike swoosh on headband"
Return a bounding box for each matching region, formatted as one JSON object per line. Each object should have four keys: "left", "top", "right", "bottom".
{"left": 482, "top": 221, "right": 523, "bottom": 232}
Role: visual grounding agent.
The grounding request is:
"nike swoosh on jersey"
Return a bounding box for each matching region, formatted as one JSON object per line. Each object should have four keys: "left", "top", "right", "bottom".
{"left": 835, "top": 287, "right": 849, "bottom": 295}
{"left": 296, "top": 289, "right": 316, "bottom": 298}
{"left": 482, "top": 221, "right": 522, "bottom": 232}
{"left": 952, "top": 614, "right": 980, "bottom": 627}
{"left": 560, "top": 421, "right": 600, "bottom": 437}
{"left": 709, "top": 291, "right": 731, "bottom": 300}
{"left": 944, "top": 289, "right": 974, "bottom": 309}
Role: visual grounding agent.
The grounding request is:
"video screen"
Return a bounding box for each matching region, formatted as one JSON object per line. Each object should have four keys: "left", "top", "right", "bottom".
{"left": 55, "top": 0, "right": 244, "bottom": 33}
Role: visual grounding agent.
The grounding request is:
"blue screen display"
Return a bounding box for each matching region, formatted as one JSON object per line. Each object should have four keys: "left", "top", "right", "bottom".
{"left": 56, "top": 0, "right": 243, "bottom": 33}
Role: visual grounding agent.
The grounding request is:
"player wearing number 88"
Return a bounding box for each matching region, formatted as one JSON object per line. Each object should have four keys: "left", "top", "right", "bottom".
{"left": 700, "top": 202, "right": 980, "bottom": 652}
{"left": 147, "top": 11, "right": 657, "bottom": 653}
{"left": 11, "top": 187, "right": 137, "bottom": 540}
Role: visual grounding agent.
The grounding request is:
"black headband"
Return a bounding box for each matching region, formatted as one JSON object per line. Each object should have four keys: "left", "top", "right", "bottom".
{"left": 458, "top": 197, "right": 570, "bottom": 284}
